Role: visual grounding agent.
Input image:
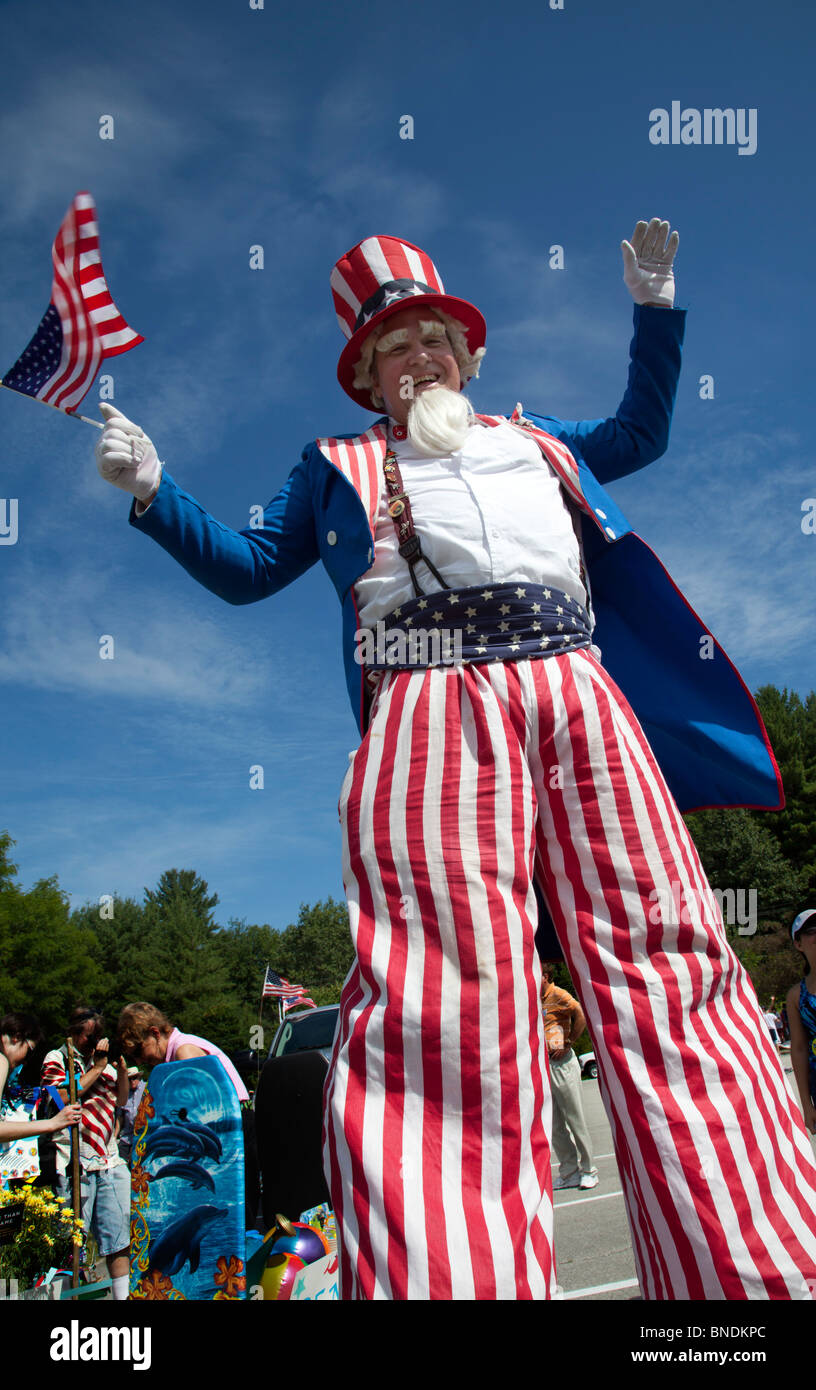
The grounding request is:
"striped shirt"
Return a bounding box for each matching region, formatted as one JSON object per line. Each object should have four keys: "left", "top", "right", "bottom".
{"left": 41, "top": 1048, "right": 125, "bottom": 1173}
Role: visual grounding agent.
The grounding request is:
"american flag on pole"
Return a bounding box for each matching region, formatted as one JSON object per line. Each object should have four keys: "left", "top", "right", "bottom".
{"left": 1, "top": 192, "right": 143, "bottom": 413}
{"left": 262, "top": 967, "right": 309, "bottom": 1001}
{"left": 282, "top": 993, "right": 316, "bottom": 1015}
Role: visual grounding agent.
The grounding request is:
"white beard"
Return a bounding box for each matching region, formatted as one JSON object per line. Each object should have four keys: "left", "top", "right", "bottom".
{"left": 406, "top": 384, "right": 474, "bottom": 457}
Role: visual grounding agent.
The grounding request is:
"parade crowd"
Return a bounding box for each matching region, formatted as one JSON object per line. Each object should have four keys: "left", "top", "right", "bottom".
{"left": 0, "top": 1002, "right": 259, "bottom": 1298}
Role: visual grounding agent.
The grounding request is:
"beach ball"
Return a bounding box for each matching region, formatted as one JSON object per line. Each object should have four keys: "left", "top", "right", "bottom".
{"left": 260, "top": 1251, "right": 305, "bottom": 1301}
{"left": 271, "top": 1214, "right": 331, "bottom": 1265}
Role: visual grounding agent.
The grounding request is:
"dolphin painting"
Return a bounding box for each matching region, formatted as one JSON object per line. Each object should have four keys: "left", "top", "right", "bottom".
{"left": 171, "top": 1108, "right": 223, "bottom": 1160}
{"left": 143, "top": 1125, "right": 206, "bottom": 1161}
{"left": 147, "top": 1204, "right": 227, "bottom": 1277}
{"left": 148, "top": 1159, "right": 216, "bottom": 1193}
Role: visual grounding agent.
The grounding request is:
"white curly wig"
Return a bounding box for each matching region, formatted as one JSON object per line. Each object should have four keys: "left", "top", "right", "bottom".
{"left": 352, "top": 308, "right": 486, "bottom": 411}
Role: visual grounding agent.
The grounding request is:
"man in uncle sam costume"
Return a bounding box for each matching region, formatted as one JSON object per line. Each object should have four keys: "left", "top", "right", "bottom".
{"left": 96, "top": 220, "right": 816, "bottom": 1301}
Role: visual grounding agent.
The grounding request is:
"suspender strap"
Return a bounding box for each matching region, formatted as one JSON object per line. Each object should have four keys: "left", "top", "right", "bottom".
{"left": 383, "top": 448, "right": 449, "bottom": 597}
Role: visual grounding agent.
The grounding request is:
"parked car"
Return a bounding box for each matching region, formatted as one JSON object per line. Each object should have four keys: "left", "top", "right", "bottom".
{"left": 266, "top": 1004, "right": 340, "bottom": 1063}
{"left": 254, "top": 1005, "right": 340, "bottom": 1228}
{"left": 578, "top": 1050, "right": 597, "bottom": 1079}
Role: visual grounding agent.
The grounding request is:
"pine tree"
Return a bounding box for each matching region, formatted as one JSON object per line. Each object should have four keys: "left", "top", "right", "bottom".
{"left": 137, "top": 869, "right": 238, "bottom": 1040}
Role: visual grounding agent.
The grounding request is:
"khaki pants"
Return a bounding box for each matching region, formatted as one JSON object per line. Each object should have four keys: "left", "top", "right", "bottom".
{"left": 549, "top": 1049, "right": 597, "bottom": 1181}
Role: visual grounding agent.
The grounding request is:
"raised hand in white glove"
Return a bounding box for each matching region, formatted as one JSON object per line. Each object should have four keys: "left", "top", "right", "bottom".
{"left": 95, "top": 403, "right": 163, "bottom": 503}
{"left": 621, "top": 218, "right": 679, "bottom": 308}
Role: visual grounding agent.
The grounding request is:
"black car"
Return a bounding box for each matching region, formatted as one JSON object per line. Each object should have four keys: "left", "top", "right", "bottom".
{"left": 254, "top": 1006, "right": 340, "bottom": 1228}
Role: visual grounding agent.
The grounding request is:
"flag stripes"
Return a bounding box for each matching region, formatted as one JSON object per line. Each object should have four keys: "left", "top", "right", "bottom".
{"left": 323, "top": 650, "right": 816, "bottom": 1300}
{"left": 317, "top": 423, "right": 387, "bottom": 534}
{"left": 2, "top": 192, "right": 142, "bottom": 413}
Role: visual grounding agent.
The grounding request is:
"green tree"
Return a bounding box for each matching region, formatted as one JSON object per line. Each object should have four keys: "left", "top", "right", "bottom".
{"left": 215, "top": 919, "right": 286, "bottom": 1052}
{"left": 70, "top": 894, "right": 149, "bottom": 1030}
{"left": 753, "top": 686, "right": 816, "bottom": 897}
{"left": 137, "top": 869, "right": 241, "bottom": 1044}
{"left": 683, "top": 807, "right": 804, "bottom": 933}
{"left": 0, "top": 832, "right": 103, "bottom": 1046}
{"left": 274, "top": 897, "right": 354, "bottom": 1006}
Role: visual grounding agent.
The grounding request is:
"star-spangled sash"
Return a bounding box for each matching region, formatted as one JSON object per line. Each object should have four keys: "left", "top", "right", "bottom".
{"left": 360, "top": 582, "right": 593, "bottom": 670}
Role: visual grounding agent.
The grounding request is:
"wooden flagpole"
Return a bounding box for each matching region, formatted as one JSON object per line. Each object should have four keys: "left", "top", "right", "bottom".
{"left": 0, "top": 380, "right": 103, "bottom": 428}
{"left": 65, "top": 1036, "right": 82, "bottom": 1298}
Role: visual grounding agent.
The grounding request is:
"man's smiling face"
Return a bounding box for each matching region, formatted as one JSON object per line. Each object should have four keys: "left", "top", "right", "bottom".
{"left": 371, "top": 306, "right": 461, "bottom": 424}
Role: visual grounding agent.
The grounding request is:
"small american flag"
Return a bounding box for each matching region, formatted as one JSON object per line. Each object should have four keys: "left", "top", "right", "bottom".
{"left": 263, "top": 967, "right": 308, "bottom": 1000}
{"left": 2, "top": 192, "right": 143, "bottom": 413}
{"left": 283, "top": 993, "right": 316, "bottom": 1015}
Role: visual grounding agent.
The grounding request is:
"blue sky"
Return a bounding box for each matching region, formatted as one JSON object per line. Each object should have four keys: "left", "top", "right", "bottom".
{"left": 1, "top": 0, "right": 813, "bottom": 942}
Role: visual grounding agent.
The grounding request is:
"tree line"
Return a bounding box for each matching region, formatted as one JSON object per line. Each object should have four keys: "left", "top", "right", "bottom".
{"left": 0, "top": 842, "right": 354, "bottom": 1059}
{"left": 2, "top": 684, "right": 813, "bottom": 1058}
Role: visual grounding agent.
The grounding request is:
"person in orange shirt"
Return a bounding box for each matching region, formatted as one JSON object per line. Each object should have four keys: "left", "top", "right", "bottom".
{"left": 541, "top": 966, "right": 599, "bottom": 1191}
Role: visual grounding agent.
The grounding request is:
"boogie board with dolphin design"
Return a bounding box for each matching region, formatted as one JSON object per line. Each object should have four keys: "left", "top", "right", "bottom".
{"left": 130, "top": 1056, "right": 246, "bottom": 1300}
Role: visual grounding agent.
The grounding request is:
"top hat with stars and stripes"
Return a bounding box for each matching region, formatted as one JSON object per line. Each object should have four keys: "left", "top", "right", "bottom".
{"left": 332, "top": 235, "right": 486, "bottom": 409}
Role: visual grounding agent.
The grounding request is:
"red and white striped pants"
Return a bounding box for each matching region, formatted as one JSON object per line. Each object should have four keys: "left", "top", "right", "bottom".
{"left": 322, "top": 650, "right": 816, "bottom": 1299}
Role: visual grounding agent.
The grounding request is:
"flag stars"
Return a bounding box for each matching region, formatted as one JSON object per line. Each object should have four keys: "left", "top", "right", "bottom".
{"left": 377, "top": 583, "right": 590, "bottom": 669}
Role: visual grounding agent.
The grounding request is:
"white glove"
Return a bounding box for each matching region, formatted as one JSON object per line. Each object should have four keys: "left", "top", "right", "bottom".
{"left": 95, "top": 404, "right": 163, "bottom": 502}
{"left": 621, "top": 218, "right": 679, "bottom": 308}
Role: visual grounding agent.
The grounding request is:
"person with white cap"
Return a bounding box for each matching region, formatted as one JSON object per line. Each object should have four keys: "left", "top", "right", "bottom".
{"left": 786, "top": 910, "right": 816, "bottom": 1136}
{"left": 94, "top": 221, "right": 816, "bottom": 1301}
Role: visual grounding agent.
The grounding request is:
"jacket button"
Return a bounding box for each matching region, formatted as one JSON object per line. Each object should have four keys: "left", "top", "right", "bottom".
{"left": 605, "top": 526, "right": 616, "bottom": 539}
{"left": 327, "top": 530, "right": 337, "bottom": 546}
{"left": 595, "top": 509, "right": 607, "bottom": 520}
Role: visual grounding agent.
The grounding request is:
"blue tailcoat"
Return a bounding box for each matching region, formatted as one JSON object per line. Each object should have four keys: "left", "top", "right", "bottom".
{"left": 130, "top": 305, "right": 782, "bottom": 814}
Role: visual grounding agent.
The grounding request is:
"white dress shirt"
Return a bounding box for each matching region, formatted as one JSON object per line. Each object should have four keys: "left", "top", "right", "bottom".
{"left": 354, "top": 418, "right": 588, "bottom": 628}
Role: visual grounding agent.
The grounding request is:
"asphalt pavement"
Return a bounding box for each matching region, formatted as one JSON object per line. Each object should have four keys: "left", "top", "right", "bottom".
{"left": 552, "top": 1057, "right": 816, "bottom": 1300}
